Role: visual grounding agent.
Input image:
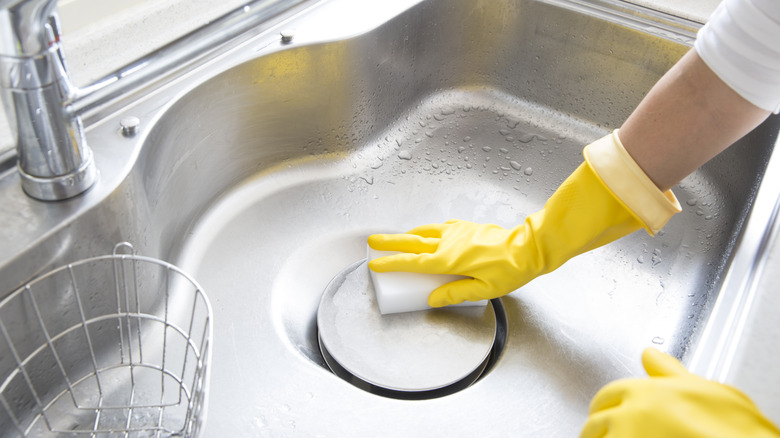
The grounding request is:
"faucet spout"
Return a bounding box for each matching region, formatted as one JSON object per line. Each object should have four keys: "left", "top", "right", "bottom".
{"left": 0, "top": 0, "right": 97, "bottom": 201}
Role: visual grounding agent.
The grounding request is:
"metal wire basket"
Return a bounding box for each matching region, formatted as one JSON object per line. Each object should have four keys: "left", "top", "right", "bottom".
{"left": 0, "top": 243, "right": 212, "bottom": 437}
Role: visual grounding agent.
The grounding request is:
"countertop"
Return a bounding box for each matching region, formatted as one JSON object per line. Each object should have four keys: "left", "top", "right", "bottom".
{"left": 1, "top": 0, "right": 778, "bottom": 428}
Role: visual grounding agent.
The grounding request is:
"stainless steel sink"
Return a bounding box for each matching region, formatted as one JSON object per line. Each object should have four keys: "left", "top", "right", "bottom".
{"left": 1, "top": 0, "right": 779, "bottom": 436}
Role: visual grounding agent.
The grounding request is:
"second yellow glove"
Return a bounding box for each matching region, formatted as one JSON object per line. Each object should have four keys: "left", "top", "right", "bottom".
{"left": 581, "top": 348, "right": 780, "bottom": 438}
{"left": 368, "top": 130, "right": 682, "bottom": 307}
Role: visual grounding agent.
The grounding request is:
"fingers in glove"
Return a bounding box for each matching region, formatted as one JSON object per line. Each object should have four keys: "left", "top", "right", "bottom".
{"left": 588, "top": 380, "right": 628, "bottom": 414}
{"left": 367, "top": 252, "right": 437, "bottom": 274}
{"left": 579, "top": 410, "right": 609, "bottom": 438}
{"left": 404, "top": 222, "right": 450, "bottom": 238}
{"left": 428, "top": 278, "right": 489, "bottom": 307}
{"left": 641, "top": 348, "right": 688, "bottom": 377}
{"left": 367, "top": 233, "right": 439, "bottom": 253}
{"left": 428, "top": 284, "right": 460, "bottom": 307}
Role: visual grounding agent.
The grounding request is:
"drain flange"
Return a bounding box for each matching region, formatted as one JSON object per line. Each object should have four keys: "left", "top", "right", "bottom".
{"left": 317, "top": 259, "right": 504, "bottom": 400}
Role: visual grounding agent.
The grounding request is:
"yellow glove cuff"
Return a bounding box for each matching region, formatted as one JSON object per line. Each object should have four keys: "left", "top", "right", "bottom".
{"left": 584, "top": 130, "right": 682, "bottom": 235}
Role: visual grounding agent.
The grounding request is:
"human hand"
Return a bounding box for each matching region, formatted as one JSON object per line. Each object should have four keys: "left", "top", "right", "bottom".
{"left": 368, "top": 219, "right": 536, "bottom": 307}
{"left": 581, "top": 348, "right": 780, "bottom": 438}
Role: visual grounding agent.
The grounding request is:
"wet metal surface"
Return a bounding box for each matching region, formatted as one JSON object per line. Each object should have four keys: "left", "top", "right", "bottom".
{"left": 0, "top": 0, "right": 778, "bottom": 436}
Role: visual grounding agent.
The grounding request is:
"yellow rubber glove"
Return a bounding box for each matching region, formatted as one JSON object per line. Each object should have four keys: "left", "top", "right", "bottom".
{"left": 581, "top": 348, "right": 780, "bottom": 438}
{"left": 368, "top": 130, "right": 682, "bottom": 307}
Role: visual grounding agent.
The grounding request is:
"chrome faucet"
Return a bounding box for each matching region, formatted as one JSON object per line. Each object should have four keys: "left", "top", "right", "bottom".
{"left": 0, "top": 0, "right": 97, "bottom": 201}
{"left": 0, "top": 0, "right": 307, "bottom": 201}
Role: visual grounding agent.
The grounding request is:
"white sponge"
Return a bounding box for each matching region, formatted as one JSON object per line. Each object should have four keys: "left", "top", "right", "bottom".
{"left": 368, "top": 246, "right": 488, "bottom": 315}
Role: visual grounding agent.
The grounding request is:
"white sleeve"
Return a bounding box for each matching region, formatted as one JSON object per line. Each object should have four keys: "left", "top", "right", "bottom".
{"left": 694, "top": 0, "right": 780, "bottom": 113}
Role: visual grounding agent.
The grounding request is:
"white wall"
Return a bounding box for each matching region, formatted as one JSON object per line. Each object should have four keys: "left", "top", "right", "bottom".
{"left": 58, "top": 0, "right": 150, "bottom": 33}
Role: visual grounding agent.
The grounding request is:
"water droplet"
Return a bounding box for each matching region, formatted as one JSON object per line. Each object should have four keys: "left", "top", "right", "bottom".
{"left": 519, "top": 134, "right": 535, "bottom": 143}
{"left": 457, "top": 146, "right": 466, "bottom": 153}
{"left": 482, "top": 146, "right": 492, "bottom": 152}
{"left": 523, "top": 167, "right": 533, "bottom": 176}
{"left": 398, "top": 150, "right": 412, "bottom": 160}
{"left": 651, "top": 337, "right": 665, "bottom": 345}
{"left": 499, "top": 129, "right": 511, "bottom": 136}
{"left": 509, "top": 161, "right": 522, "bottom": 170}
{"left": 637, "top": 255, "right": 645, "bottom": 264}
{"left": 463, "top": 136, "right": 472, "bottom": 142}
{"left": 686, "top": 198, "right": 697, "bottom": 206}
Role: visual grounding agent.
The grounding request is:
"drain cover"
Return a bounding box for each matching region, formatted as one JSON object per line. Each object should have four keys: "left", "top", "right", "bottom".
{"left": 317, "top": 259, "right": 497, "bottom": 399}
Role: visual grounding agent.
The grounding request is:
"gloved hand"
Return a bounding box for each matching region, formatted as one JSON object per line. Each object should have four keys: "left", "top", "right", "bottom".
{"left": 581, "top": 348, "right": 780, "bottom": 438}
{"left": 368, "top": 130, "right": 682, "bottom": 307}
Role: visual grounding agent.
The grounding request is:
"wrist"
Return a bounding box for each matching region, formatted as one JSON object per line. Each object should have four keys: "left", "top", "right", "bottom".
{"left": 584, "top": 130, "right": 682, "bottom": 235}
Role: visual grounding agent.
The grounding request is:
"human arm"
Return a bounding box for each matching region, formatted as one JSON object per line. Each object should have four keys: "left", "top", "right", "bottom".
{"left": 368, "top": 0, "right": 780, "bottom": 307}
{"left": 620, "top": 49, "right": 770, "bottom": 192}
{"left": 368, "top": 52, "right": 727, "bottom": 306}
{"left": 625, "top": 0, "right": 779, "bottom": 192}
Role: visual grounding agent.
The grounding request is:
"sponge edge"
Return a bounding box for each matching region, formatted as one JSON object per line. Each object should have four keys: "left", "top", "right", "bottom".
{"left": 368, "top": 246, "right": 488, "bottom": 315}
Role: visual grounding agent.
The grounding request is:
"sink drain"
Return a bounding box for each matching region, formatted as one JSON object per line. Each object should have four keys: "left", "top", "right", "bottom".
{"left": 317, "top": 260, "right": 506, "bottom": 400}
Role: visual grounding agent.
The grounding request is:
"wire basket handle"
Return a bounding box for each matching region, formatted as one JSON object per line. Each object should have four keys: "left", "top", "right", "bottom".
{"left": 113, "top": 242, "right": 137, "bottom": 256}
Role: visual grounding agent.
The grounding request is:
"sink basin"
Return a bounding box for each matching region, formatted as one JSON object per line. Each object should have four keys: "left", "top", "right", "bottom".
{"left": 1, "top": 0, "right": 778, "bottom": 436}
